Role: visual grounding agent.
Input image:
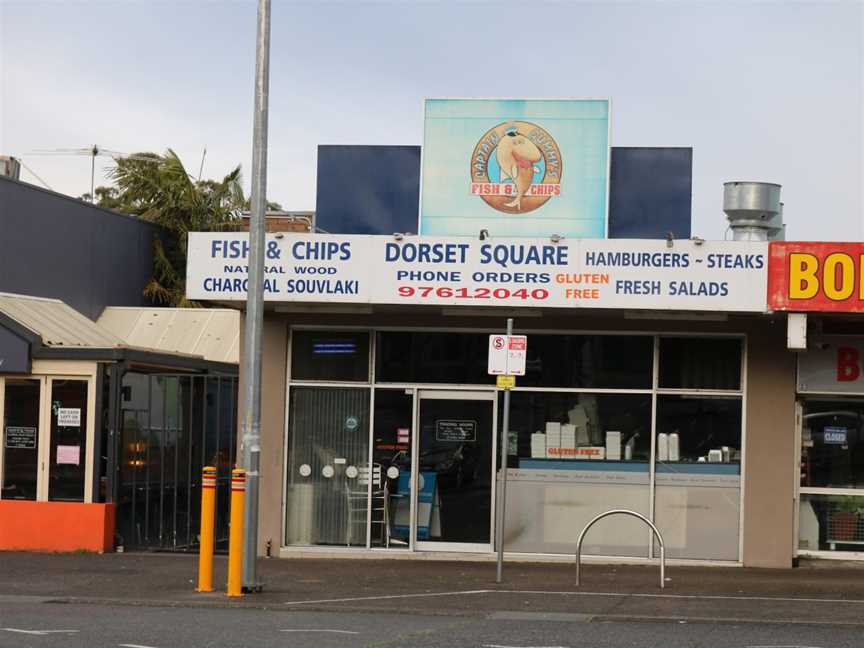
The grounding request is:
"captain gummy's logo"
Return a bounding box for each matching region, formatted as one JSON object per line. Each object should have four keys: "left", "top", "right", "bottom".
{"left": 469, "top": 121, "right": 562, "bottom": 214}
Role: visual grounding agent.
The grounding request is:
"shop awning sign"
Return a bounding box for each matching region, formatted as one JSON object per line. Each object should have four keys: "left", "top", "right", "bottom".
{"left": 768, "top": 242, "right": 864, "bottom": 313}
{"left": 186, "top": 233, "right": 770, "bottom": 312}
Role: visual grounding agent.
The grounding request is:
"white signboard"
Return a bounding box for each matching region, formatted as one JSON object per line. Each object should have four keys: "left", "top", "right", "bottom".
{"left": 488, "top": 335, "right": 527, "bottom": 376}
{"left": 187, "top": 233, "right": 769, "bottom": 312}
{"left": 57, "top": 408, "right": 81, "bottom": 427}
{"left": 798, "top": 338, "right": 864, "bottom": 394}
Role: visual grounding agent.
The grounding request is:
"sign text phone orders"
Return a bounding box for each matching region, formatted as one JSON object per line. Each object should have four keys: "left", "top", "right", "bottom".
{"left": 488, "top": 334, "right": 527, "bottom": 376}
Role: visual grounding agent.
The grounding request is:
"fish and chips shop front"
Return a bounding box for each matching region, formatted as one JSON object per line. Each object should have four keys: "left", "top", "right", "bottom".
{"left": 186, "top": 232, "right": 802, "bottom": 568}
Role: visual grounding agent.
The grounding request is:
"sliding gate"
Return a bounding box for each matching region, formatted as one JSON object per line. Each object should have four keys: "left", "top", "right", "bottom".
{"left": 115, "top": 373, "right": 238, "bottom": 552}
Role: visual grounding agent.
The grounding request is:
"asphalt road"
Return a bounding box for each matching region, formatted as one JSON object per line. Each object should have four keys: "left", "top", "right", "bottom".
{"left": 1, "top": 600, "right": 861, "bottom": 648}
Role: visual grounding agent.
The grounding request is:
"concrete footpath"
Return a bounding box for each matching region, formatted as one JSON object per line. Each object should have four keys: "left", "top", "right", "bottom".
{"left": 1, "top": 552, "right": 863, "bottom": 626}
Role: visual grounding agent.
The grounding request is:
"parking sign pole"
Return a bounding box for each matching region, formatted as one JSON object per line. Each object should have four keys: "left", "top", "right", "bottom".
{"left": 496, "top": 317, "right": 513, "bottom": 583}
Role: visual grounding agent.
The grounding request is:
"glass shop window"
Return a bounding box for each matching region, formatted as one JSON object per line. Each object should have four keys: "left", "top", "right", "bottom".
{"left": 375, "top": 332, "right": 492, "bottom": 384}
{"left": 498, "top": 390, "right": 653, "bottom": 558}
{"left": 291, "top": 330, "right": 370, "bottom": 382}
{"left": 654, "top": 395, "right": 742, "bottom": 466}
{"left": 285, "top": 387, "right": 370, "bottom": 546}
{"left": 519, "top": 335, "right": 653, "bottom": 389}
{"left": 654, "top": 395, "right": 743, "bottom": 561}
{"left": 371, "top": 389, "right": 413, "bottom": 548}
{"left": 2, "top": 379, "right": 41, "bottom": 500}
{"left": 801, "top": 401, "right": 864, "bottom": 489}
{"left": 799, "top": 493, "right": 864, "bottom": 552}
{"left": 659, "top": 337, "right": 742, "bottom": 391}
{"left": 502, "top": 391, "right": 653, "bottom": 466}
{"left": 48, "top": 380, "right": 88, "bottom": 502}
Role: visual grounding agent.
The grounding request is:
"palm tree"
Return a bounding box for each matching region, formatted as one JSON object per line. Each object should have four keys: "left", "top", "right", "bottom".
{"left": 108, "top": 149, "right": 245, "bottom": 306}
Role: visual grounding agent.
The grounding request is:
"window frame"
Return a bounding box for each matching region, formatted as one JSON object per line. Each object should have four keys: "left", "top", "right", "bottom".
{"left": 282, "top": 325, "right": 747, "bottom": 563}
{"left": 0, "top": 364, "right": 98, "bottom": 504}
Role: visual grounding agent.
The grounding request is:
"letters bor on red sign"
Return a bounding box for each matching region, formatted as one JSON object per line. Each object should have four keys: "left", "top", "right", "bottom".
{"left": 837, "top": 347, "right": 861, "bottom": 382}
{"left": 768, "top": 242, "right": 864, "bottom": 313}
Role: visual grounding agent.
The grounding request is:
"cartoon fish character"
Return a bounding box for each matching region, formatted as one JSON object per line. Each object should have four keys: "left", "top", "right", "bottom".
{"left": 496, "top": 127, "right": 542, "bottom": 211}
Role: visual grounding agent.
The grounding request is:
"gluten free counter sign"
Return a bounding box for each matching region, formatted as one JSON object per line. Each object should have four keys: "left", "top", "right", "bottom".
{"left": 769, "top": 242, "right": 864, "bottom": 313}
{"left": 186, "top": 233, "right": 769, "bottom": 313}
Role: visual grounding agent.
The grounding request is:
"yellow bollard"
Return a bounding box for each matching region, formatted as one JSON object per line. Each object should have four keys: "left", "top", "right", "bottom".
{"left": 226, "top": 467, "right": 246, "bottom": 597}
{"left": 196, "top": 466, "right": 217, "bottom": 592}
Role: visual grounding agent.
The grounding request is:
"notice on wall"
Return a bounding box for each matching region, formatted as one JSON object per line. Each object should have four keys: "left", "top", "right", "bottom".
{"left": 435, "top": 420, "right": 477, "bottom": 442}
{"left": 5, "top": 426, "right": 36, "bottom": 449}
{"left": 187, "top": 233, "right": 770, "bottom": 313}
{"left": 56, "top": 445, "right": 80, "bottom": 466}
{"left": 57, "top": 408, "right": 81, "bottom": 427}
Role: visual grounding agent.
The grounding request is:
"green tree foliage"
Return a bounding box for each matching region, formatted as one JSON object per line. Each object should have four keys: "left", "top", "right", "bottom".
{"left": 96, "top": 150, "right": 246, "bottom": 307}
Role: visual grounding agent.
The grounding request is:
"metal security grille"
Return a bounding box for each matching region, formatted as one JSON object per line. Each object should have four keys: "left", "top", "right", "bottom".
{"left": 115, "top": 373, "right": 238, "bottom": 552}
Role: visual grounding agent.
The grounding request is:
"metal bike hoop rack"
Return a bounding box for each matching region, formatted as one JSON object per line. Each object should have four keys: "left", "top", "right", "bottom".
{"left": 575, "top": 509, "right": 666, "bottom": 589}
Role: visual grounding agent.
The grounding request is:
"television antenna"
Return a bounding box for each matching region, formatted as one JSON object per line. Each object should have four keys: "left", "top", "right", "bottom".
{"left": 27, "top": 145, "right": 158, "bottom": 202}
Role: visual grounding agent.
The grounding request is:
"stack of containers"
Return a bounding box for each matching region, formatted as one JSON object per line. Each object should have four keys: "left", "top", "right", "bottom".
{"left": 561, "top": 424, "right": 577, "bottom": 452}
{"left": 545, "top": 422, "right": 561, "bottom": 455}
{"left": 606, "top": 431, "right": 622, "bottom": 460}
{"left": 531, "top": 432, "right": 547, "bottom": 458}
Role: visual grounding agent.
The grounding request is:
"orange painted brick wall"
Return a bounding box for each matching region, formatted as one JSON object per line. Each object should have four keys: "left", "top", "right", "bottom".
{"left": 0, "top": 501, "right": 115, "bottom": 552}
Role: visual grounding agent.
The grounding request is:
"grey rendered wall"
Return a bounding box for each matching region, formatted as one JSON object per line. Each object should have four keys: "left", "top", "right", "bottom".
{"left": 742, "top": 319, "right": 797, "bottom": 567}
{"left": 0, "top": 177, "right": 161, "bottom": 319}
{"left": 237, "top": 312, "right": 288, "bottom": 556}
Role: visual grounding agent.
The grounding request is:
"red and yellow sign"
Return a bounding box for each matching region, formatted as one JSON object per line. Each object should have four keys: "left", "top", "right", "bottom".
{"left": 768, "top": 242, "right": 864, "bottom": 312}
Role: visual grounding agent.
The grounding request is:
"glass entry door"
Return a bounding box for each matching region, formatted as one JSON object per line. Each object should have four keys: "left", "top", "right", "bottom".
{"left": 415, "top": 390, "right": 496, "bottom": 552}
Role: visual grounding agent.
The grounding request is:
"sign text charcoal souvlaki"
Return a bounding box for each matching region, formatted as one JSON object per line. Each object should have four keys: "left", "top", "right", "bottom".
{"left": 188, "top": 233, "right": 769, "bottom": 313}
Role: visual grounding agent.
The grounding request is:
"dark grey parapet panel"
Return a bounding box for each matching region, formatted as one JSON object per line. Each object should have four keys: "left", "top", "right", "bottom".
{"left": 316, "top": 145, "right": 421, "bottom": 235}
{"left": 315, "top": 145, "right": 691, "bottom": 239}
{"left": 608, "top": 147, "right": 693, "bottom": 239}
{"left": 0, "top": 177, "right": 162, "bottom": 319}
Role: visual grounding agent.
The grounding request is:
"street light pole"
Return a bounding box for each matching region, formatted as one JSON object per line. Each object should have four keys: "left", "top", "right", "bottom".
{"left": 241, "top": 0, "right": 271, "bottom": 592}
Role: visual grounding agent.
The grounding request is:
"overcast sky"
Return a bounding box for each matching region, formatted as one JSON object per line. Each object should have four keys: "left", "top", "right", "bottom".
{"left": 1, "top": 1, "right": 862, "bottom": 240}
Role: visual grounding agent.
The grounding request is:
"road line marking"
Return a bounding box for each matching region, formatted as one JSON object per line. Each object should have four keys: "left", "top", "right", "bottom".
{"left": 500, "top": 590, "right": 864, "bottom": 605}
{"left": 746, "top": 645, "right": 826, "bottom": 648}
{"left": 119, "top": 644, "right": 160, "bottom": 648}
{"left": 280, "top": 629, "right": 360, "bottom": 635}
{"left": 483, "top": 645, "right": 571, "bottom": 648}
{"left": 2, "top": 628, "right": 79, "bottom": 635}
{"left": 282, "top": 588, "right": 864, "bottom": 607}
{"left": 283, "top": 589, "right": 491, "bottom": 605}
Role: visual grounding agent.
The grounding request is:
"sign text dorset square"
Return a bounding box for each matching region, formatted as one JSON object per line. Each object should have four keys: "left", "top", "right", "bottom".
{"left": 188, "top": 233, "right": 770, "bottom": 313}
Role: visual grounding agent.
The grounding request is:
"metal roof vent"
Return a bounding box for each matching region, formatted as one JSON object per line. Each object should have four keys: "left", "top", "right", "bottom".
{"left": 723, "top": 181, "right": 782, "bottom": 241}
